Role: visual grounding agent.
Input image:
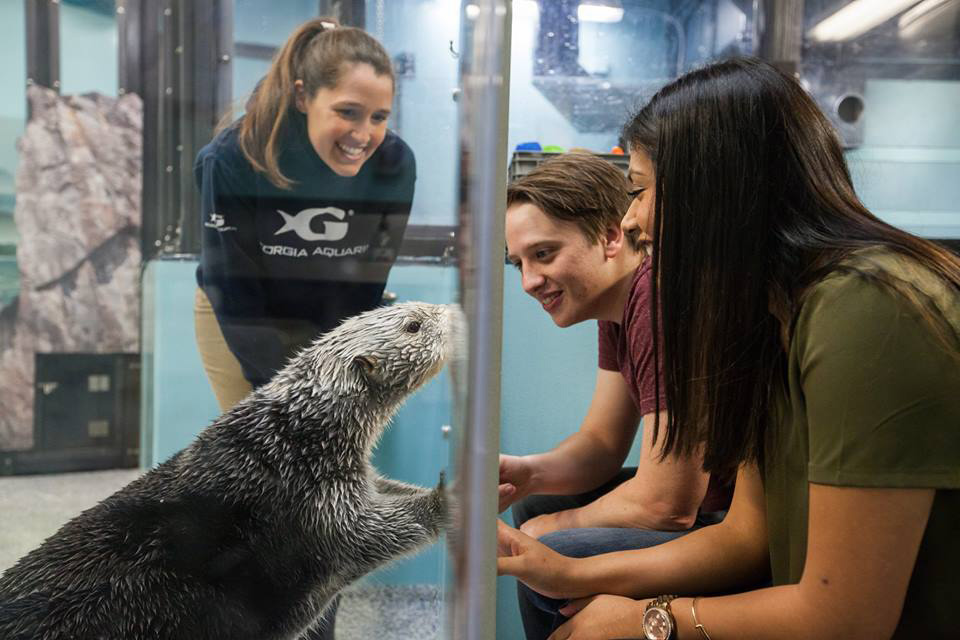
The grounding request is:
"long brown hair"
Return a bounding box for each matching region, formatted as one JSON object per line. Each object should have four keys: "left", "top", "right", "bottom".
{"left": 236, "top": 18, "right": 394, "bottom": 189}
{"left": 622, "top": 57, "right": 960, "bottom": 475}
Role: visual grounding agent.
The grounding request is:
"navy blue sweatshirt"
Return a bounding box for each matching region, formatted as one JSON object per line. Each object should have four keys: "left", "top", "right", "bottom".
{"left": 195, "top": 117, "right": 416, "bottom": 387}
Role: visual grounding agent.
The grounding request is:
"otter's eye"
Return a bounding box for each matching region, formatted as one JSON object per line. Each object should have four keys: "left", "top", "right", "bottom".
{"left": 405, "top": 321, "right": 422, "bottom": 334}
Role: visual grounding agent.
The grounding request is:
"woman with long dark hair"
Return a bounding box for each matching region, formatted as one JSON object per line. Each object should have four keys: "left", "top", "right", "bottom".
{"left": 497, "top": 58, "right": 960, "bottom": 639}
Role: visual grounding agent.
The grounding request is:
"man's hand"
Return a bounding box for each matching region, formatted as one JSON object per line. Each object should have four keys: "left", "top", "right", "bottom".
{"left": 497, "top": 520, "right": 583, "bottom": 600}
{"left": 549, "top": 595, "right": 650, "bottom": 640}
{"left": 519, "top": 509, "right": 581, "bottom": 539}
{"left": 498, "top": 454, "right": 536, "bottom": 513}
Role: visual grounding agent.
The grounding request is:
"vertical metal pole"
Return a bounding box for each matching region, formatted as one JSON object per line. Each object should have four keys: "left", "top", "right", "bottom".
{"left": 452, "top": 1, "right": 511, "bottom": 639}
{"left": 318, "top": 0, "right": 366, "bottom": 27}
{"left": 176, "top": 0, "right": 233, "bottom": 255}
{"left": 140, "top": 0, "right": 232, "bottom": 258}
{"left": 117, "top": 0, "right": 142, "bottom": 97}
{"left": 25, "top": 0, "right": 60, "bottom": 117}
{"left": 140, "top": 1, "right": 162, "bottom": 259}
{"left": 157, "top": 0, "right": 179, "bottom": 253}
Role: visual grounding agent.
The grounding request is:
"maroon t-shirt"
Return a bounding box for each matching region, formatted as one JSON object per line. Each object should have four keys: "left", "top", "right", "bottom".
{"left": 598, "top": 257, "right": 733, "bottom": 513}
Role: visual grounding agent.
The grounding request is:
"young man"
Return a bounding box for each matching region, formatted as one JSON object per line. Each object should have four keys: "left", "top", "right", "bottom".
{"left": 501, "top": 152, "right": 731, "bottom": 640}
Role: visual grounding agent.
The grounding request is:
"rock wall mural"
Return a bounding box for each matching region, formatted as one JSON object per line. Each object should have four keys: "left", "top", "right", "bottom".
{"left": 0, "top": 86, "right": 142, "bottom": 451}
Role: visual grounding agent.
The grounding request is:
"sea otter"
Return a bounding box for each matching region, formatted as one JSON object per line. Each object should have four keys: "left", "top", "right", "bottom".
{"left": 0, "top": 302, "right": 458, "bottom": 640}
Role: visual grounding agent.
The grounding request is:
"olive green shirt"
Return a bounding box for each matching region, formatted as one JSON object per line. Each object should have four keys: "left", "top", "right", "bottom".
{"left": 764, "top": 248, "right": 960, "bottom": 638}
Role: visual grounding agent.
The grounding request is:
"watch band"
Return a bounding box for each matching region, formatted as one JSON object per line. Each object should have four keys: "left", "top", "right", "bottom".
{"left": 644, "top": 594, "right": 679, "bottom": 640}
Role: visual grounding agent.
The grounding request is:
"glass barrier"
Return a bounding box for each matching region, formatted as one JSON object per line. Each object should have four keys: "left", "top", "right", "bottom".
{"left": 507, "top": 0, "right": 757, "bottom": 156}
{"left": 59, "top": 0, "right": 118, "bottom": 96}
{"left": 233, "top": 0, "right": 319, "bottom": 112}
{"left": 0, "top": 2, "right": 25, "bottom": 313}
{"left": 1, "top": 1, "right": 958, "bottom": 639}
{"left": 2, "top": 1, "right": 469, "bottom": 639}
{"left": 802, "top": 0, "right": 960, "bottom": 238}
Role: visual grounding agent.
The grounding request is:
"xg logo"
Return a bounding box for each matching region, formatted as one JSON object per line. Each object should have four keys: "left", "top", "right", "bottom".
{"left": 275, "top": 207, "right": 351, "bottom": 242}
{"left": 204, "top": 213, "right": 236, "bottom": 232}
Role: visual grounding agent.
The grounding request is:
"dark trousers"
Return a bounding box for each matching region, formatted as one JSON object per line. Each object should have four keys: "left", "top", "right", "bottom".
{"left": 511, "top": 469, "right": 726, "bottom": 640}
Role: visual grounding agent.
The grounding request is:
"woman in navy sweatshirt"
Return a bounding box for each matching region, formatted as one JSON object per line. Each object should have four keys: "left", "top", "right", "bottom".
{"left": 194, "top": 18, "right": 416, "bottom": 411}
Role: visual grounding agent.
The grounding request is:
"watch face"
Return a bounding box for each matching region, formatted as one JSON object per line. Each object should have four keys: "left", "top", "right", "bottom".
{"left": 642, "top": 607, "right": 674, "bottom": 640}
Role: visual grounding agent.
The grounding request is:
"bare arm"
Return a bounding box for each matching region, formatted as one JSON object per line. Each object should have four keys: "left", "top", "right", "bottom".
{"left": 498, "top": 464, "right": 769, "bottom": 599}
{"left": 499, "top": 369, "right": 640, "bottom": 511}
{"left": 524, "top": 409, "right": 710, "bottom": 536}
{"left": 664, "top": 484, "right": 934, "bottom": 640}
{"left": 573, "top": 461, "right": 769, "bottom": 596}
{"left": 543, "top": 476, "right": 935, "bottom": 640}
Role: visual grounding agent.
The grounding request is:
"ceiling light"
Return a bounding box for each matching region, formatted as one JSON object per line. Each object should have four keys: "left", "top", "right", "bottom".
{"left": 807, "top": 0, "right": 920, "bottom": 42}
{"left": 578, "top": 0, "right": 624, "bottom": 23}
{"left": 515, "top": 0, "right": 540, "bottom": 18}
{"left": 898, "top": 0, "right": 955, "bottom": 38}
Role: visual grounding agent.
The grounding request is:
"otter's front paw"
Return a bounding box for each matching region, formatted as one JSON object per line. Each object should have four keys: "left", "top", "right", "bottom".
{"left": 432, "top": 471, "right": 461, "bottom": 551}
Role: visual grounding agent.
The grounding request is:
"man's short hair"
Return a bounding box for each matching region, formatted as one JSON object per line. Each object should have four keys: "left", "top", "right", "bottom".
{"left": 506, "top": 152, "right": 630, "bottom": 244}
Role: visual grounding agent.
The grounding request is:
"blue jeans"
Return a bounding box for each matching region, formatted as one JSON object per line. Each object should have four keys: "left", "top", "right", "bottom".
{"left": 511, "top": 469, "right": 726, "bottom": 640}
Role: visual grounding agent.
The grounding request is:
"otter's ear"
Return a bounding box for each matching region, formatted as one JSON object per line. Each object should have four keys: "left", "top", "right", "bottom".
{"left": 353, "top": 355, "right": 381, "bottom": 384}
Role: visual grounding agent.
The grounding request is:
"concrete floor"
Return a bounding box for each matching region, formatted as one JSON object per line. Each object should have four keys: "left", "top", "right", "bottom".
{"left": 0, "top": 468, "right": 142, "bottom": 572}
{"left": 0, "top": 468, "right": 444, "bottom": 639}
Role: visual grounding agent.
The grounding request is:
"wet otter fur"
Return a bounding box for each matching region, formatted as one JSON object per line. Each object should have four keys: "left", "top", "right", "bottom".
{"left": 0, "top": 302, "right": 457, "bottom": 640}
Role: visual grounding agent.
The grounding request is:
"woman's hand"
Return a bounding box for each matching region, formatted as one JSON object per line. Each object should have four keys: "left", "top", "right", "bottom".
{"left": 549, "top": 594, "right": 650, "bottom": 640}
{"left": 497, "top": 519, "right": 583, "bottom": 600}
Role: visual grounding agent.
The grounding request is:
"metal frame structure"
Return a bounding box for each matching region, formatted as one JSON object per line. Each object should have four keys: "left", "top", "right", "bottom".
{"left": 318, "top": 0, "right": 366, "bottom": 27}
{"left": 450, "top": 2, "right": 510, "bottom": 638}
{"left": 25, "top": 0, "right": 61, "bottom": 118}
{"left": 121, "top": 0, "right": 234, "bottom": 260}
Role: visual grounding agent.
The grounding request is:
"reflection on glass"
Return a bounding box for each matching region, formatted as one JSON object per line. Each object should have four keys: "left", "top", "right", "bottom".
{"left": 1, "top": 1, "right": 142, "bottom": 625}
{"left": 232, "top": 0, "right": 319, "bottom": 116}
{"left": 373, "top": 0, "right": 461, "bottom": 227}
{"left": 802, "top": 0, "right": 960, "bottom": 238}
{"left": 0, "top": 0, "right": 25, "bottom": 313}
{"left": 2, "top": 3, "right": 461, "bottom": 639}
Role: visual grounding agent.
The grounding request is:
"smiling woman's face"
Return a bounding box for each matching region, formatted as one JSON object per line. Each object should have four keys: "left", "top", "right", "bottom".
{"left": 296, "top": 62, "right": 394, "bottom": 177}
{"left": 621, "top": 149, "right": 656, "bottom": 253}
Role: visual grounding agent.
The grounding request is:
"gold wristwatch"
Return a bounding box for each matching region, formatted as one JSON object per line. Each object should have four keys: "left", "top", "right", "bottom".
{"left": 642, "top": 594, "right": 678, "bottom": 640}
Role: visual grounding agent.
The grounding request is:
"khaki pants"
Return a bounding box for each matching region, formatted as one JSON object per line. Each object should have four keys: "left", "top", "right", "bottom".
{"left": 193, "top": 287, "right": 253, "bottom": 412}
